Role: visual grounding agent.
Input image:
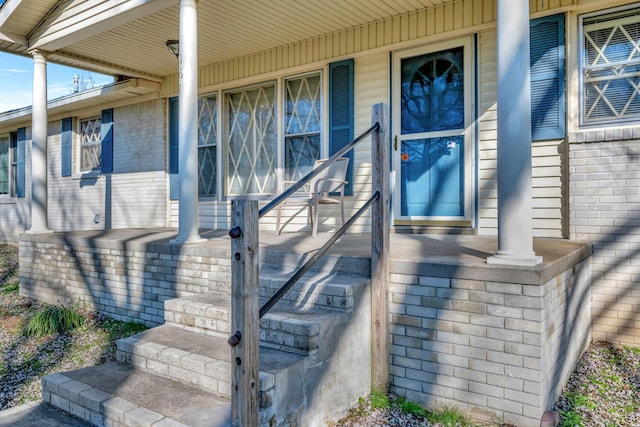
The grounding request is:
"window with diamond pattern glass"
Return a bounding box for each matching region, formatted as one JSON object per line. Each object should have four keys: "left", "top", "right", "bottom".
{"left": 198, "top": 96, "right": 217, "bottom": 197}
{"left": 225, "top": 84, "right": 277, "bottom": 196}
{"left": 583, "top": 7, "right": 640, "bottom": 123}
{"left": 284, "top": 73, "right": 321, "bottom": 182}
{"left": 80, "top": 117, "right": 101, "bottom": 170}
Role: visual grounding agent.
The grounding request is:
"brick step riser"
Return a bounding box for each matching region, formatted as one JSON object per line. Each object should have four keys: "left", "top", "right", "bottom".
{"left": 115, "top": 338, "right": 233, "bottom": 398}
{"left": 259, "top": 253, "right": 370, "bottom": 277}
{"left": 41, "top": 373, "right": 201, "bottom": 427}
{"left": 114, "top": 337, "right": 278, "bottom": 406}
{"left": 42, "top": 373, "right": 278, "bottom": 427}
{"left": 141, "top": 310, "right": 320, "bottom": 354}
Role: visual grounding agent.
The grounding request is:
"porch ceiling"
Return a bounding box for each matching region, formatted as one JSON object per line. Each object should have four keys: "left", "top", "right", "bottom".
{"left": 0, "top": 0, "right": 457, "bottom": 79}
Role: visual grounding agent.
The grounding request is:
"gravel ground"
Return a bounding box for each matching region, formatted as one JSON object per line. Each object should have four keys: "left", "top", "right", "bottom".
{"left": 2, "top": 244, "right": 640, "bottom": 426}
{"left": 0, "top": 244, "right": 145, "bottom": 411}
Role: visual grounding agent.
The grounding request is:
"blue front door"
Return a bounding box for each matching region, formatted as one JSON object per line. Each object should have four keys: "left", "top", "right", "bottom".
{"left": 393, "top": 40, "right": 473, "bottom": 220}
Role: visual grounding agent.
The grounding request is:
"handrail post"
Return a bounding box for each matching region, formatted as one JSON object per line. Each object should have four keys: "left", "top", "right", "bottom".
{"left": 371, "top": 103, "right": 390, "bottom": 392}
{"left": 229, "top": 199, "right": 259, "bottom": 427}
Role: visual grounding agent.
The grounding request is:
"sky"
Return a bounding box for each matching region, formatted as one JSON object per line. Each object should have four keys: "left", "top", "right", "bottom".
{"left": 0, "top": 51, "right": 114, "bottom": 113}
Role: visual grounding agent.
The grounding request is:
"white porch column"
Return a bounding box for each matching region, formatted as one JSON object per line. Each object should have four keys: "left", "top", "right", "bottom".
{"left": 27, "top": 50, "right": 52, "bottom": 234}
{"left": 487, "top": 0, "right": 542, "bottom": 266}
{"left": 171, "top": 0, "right": 204, "bottom": 245}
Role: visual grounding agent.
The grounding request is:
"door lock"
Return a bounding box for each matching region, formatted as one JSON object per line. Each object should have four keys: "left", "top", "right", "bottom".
{"left": 394, "top": 135, "right": 398, "bottom": 151}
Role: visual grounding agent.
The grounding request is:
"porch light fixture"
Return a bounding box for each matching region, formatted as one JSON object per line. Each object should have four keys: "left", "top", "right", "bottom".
{"left": 166, "top": 40, "right": 179, "bottom": 58}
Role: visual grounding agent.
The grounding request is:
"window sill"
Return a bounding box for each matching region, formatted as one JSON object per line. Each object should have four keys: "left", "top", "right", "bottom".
{"left": 0, "top": 196, "right": 17, "bottom": 204}
{"left": 569, "top": 126, "right": 640, "bottom": 144}
{"left": 73, "top": 170, "right": 102, "bottom": 180}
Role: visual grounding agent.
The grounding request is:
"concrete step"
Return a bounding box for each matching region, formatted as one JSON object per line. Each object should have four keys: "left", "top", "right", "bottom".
{"left": 116, "top": 324, "right": 305, "bottom": 400}
{"left": 42, "top": 362, "right": 231, "bottom": 427}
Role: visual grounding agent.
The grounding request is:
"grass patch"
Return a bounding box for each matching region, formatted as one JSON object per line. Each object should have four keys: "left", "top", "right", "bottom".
{"left": 100, "top": 317, "right": 147, "bottom": 339}
{"left": 426, "top": 406, "right": 470, "bottom": 426}
{"left": 0, "top": 281, "right": 18, "bottom": 294}
{"left": 335, "top": 392, "right": 473, "bottom": 426}
{"left": 559, "top": 409, "right": 583, "bottom": 427}
{"left": 22, "top": 305, "right": 85, "bottom": 337}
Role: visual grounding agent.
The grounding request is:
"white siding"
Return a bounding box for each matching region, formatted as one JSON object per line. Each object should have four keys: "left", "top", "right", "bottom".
{"left": 477, "top": 30, "right": 565, "bottom": 238}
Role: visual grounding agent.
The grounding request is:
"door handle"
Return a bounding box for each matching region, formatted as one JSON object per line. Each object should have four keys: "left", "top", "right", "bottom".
{"left": 394, "top": 135, "right": 398, "bottom": 151}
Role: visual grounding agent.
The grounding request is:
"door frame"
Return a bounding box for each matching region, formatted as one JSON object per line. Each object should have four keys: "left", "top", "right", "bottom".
{"left": 391, "top": 36, "right": 475, "bottom": 225}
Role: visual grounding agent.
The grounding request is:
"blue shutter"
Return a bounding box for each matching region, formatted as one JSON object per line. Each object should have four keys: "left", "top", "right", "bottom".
{"left": 329, "top": 59, "right": 354, "bottom": 196}
{"left": 169, "top": 97, "right": 179, "bottom": 200}
{"left": 101, "top": 109, "right": 113, "bottom": 173}
{"left": 530, "top": 14, "right": 565, "bottom": 140}
{"left": 16, "top": 127, "right": 25, "bottom": 198}
{"left": 61, "top": 118, "right": 72, "bottom": 177}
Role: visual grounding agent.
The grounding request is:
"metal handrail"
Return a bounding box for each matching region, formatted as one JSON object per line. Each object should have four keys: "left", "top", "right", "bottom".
{"left": 228, "top": 122, "right": 380, "bottom": 239}
{"left": 227, "top": 122, "right": 381, "bottom": 325}
{"left": 259, "top": 191, "right": 380, "bottom": 318}
{"left": 258, "top": 122, "right": 380, "bottom": 218}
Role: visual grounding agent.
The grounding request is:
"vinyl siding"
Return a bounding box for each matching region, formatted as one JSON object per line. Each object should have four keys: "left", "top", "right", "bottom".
{"left": 477, "top": 29, "right": 566, "bottom": 238}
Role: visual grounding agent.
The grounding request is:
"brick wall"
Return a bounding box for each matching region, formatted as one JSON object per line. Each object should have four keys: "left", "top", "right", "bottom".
{"left": 47, "top": 99, "right": 167, "bottom": 232}
{"left": 569, "top": 136, "right": 640, "bottom": 346}
{"left": 388, "top": 258, "right": 591, "bottom": 427}
{"left": 19, "top": 235, "right": 231, "bottom": 326}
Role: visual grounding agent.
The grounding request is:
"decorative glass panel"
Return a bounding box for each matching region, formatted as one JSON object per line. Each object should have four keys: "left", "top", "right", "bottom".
{"left": 401, "top": 47, "right": 464, "bottom": 134}
{"left": 0, "top": 137, "right": 8, "bottom": 195}
{"left": 80, "top": 117, "right": 101, "bottom": 170}
{"left": 284, "top": 73, "right": 321, "bottom": 181}
{"left": 226, "top": 84, "right": 277, "bottom": 196}
{"left": 583, "top": 8, "right": 640, "bottom": 122}
{"left": 198, "top": 95, "right": 217, "bottom": 197}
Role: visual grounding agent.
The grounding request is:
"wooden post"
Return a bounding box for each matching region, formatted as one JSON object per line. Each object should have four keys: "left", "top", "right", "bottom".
{"left": 229, "top": 199, "right": 259, "bottom": 427}
{"left": 371, "top": 103, "right": 390, "bottom": 392}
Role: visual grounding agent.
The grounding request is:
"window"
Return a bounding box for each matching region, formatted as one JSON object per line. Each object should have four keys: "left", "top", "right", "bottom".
{"left": 225, "top": 83, "right": 277, "bottom": 196}
{"left": 284, "top": 72, "right": 321, "bottom": 181}
{"left": 168, "top": 64, "right": 352, "bottom": 200}
{"left": 80, "top": 117, "right": 102, "bottom": 170}
{"left": 0, "top": 136, "right": 8, "bottom": 195}
{"left": 198, "top": 95, "right": 218, "bottom": 197}
{"left": 10, "top": 134, "right": 16, "bottom": 195}
{"left": 581, "top": 6, "right": 640, "bottom": 124}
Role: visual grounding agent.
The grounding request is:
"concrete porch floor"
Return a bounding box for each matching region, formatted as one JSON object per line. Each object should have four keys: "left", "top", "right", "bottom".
{"left": 30, "top": 227, "right": 591, "bottom": 286}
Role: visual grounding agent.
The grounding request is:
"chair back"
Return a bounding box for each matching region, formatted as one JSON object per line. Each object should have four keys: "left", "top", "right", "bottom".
{"left": 311, "top": 157, "right": 349, "bottom": 193}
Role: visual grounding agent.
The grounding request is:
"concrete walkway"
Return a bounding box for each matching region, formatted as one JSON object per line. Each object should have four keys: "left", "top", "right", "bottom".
{"left": 0, "top": 402, "right": 90, "bottom": 426}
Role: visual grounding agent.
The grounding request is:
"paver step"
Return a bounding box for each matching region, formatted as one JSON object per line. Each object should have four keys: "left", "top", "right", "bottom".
{"left": 116, "top": 324, "right": 305, "bottom": 400}
{"left": 165, "top": 290, "right": 344, "bottom": 354}
{"left": 42, "top": 362, "right": 231, "bottom": 427}
{"left": 258, "top": 266, "right": 369, "bottom": 311}
{"left": 164, "top": 292, "right": 231, "bottom": 337}
{"left": 259, "top": 249, "right": 370, "bottom": 276}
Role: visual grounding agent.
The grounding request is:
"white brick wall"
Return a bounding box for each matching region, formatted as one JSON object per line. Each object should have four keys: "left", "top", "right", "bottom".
{"left": 48, "top": 99, "right": 167, "bottom": 231}
{"left": 19, "top": 236, "right": 231, "bottom": 327}
{"left": 388, "top": 259, "right": 591, "bottom": 427}
{"left": 570, "top": 137, "right": 640, "bottom": 346}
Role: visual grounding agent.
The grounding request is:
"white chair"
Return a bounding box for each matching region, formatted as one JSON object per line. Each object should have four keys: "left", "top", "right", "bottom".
{"left": 275, "top": 157, "right": 349, "bottom": 237}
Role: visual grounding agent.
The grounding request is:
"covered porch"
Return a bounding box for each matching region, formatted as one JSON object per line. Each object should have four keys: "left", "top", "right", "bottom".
{"left": 19, "top": 227, "right": 591, "bottom": 426}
